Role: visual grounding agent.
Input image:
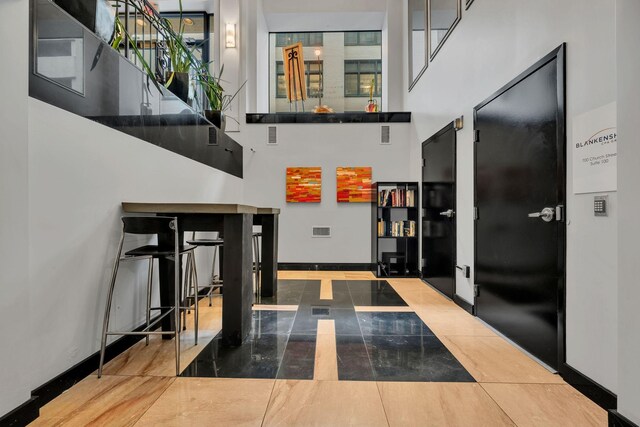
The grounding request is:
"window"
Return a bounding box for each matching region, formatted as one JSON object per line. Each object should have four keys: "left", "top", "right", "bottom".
{"left": 276, "top": 61, "right": 323, "bottom": 98}
{"left": 344, "top": 31, "right": 382, "bottom": 46}
{"left": 269, "top": 31, "right": 382, "bottom": 112}
{"left": 275, "top": 33, "right": 323, "bottom": 47}
{"left": 344, "top": 60, "right": 382, "bottom": 97}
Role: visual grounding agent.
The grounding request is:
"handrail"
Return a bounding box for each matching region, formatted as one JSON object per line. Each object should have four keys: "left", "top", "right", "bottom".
{"left": 109, "top": 0, "right": 207, "bottom": 113}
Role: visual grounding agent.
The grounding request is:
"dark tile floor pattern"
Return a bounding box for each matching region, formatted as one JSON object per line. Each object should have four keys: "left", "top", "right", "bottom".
{"left": 181, "top": 280, "right": 475, "bottom": 382}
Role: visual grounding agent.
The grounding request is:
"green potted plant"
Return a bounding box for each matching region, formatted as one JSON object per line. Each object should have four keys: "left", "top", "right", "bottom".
{"left": 111, "top": 13, "right": 162, "bottom": 94}
{"left": 197, "top": 64, "right": 246, "bottom": 131}
{"left": 163, "top": 3, "right": 196, "bottom": 104}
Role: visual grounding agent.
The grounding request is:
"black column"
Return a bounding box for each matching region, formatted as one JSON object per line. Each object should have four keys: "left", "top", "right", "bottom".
{"left": 260, "top": 214, "right": 279, "bottom": 298}
{"left": 222, "top": 213, "right": 254, "bottom": 345}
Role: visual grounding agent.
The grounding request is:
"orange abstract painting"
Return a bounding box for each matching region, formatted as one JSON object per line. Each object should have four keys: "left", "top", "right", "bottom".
{"left": 336, "top": 167, "right": 373, "bottom": 203}
{"left": 286, "top": 167, "right": 322, "bottom": 203}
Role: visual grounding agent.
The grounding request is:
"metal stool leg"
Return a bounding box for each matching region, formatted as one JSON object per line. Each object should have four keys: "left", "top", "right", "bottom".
{"left": 98, "top": 232, "right": 125, "bottom": 378}
{"left": 182, "top": 253, "right": 191, "bottom": 330}
{"left": 145, "top": 257, "right": 153, "bottom": 346}
{"left": 209, "top": 246, "right": 218, "bottom": 306}
{"left": 190, "top": 250, "right": 199, "bottom": 345}
{"left": 172, "top": 225, "right": 181, "bottom": 376}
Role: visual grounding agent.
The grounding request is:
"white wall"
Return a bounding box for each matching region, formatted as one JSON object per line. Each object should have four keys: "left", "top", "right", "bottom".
{"left": 26, "top": 98, "right": 243, "bottom": 391}
{"left": 239, "top": 123, "right": 412, "bottom": 263}
{"left": 616, "top": 0, "right": 640, "bottom": 423}
{"left": 0, "top": 0, "right": 32, "bottom": 417}
{"left": 404, "top": 0, "right": 618, "bottom": 392}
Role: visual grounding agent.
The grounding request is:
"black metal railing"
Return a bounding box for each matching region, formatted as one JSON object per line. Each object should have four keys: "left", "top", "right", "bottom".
{"left": 109, "top": 0, "right": 206, "bottom": 113}
{"left": 31, "top": 0, "right": 243, "bottom": 178}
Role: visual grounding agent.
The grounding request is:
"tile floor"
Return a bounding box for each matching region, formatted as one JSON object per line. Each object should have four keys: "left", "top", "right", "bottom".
{"left": 29, "top": 271, "right": 607, "bottom": 426}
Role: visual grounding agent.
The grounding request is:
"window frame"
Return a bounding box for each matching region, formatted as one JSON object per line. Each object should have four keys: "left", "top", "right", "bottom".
{"left": 275, "top": 60, "right": 324, "bottom": 99}
{"left": 344, "top": 31, "right": 382, "bottom": 46}
{"left": 275, "top": 32, "right": 324, "bottom": 47}
{"left": 344, "top": 59, "right": 382, "bottom": 98}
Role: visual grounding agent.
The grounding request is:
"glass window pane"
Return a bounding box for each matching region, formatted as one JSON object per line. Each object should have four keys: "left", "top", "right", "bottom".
{"left": 345, "top": 74, "right": 358, "bottom": 96}
{"left": 344, "top": 32, "right": 357, "bottom": 46}
{"left": 345, "top": 61, "right": 358, "bottom": 73}
{"left": 359, "top": 62, "right": 375, "bottom": 73}
{"left": 309, "top": 33, "right": 323, "bottom": 46}
{"left": 277, "top": 75, "right": 286, "bottom": 97}
{"left": 359, "top": 32, "right": 375, "bottom": 45}
{"left": 359, "top": 73, "right": 375, "bottom": 96}
{"left": 270, "top": 32, "right": 381, "bottom": 111}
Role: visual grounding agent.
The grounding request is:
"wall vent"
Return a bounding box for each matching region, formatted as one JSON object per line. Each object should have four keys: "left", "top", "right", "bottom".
{"left": 267, "top": 126, "right": 277, "bottom": 145}
{"left": 380, "top": 125, "right": 391, "bottom": 144}
{"left": 312, "top": 226, "right": 331, "bottom": 238}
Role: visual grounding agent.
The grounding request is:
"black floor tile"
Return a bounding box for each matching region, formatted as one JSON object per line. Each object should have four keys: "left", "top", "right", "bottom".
{"left": 336, "top": 334, "right": 375, "bottom": 381}
{"left": 364, "top": 335, "right": 475, "bottom": 382}
{"left": 277, "top": 334, "right": 316, "bottom": 380}
{"left": 300, "top": 287, "right": 353, "bottom": 308}
{"left": 181, "top": 333, "right": 288, "bottom": 378}
{"left": 349, "top": 290, "right": 408, "bottom": 306}
{"left": 345, "top": 280, "right": 408, "bottom": 306}
{"left": 357, "top": 312, "right": 434, "bottom": 336}
{"left": 291, "top": 307, "right": 362, "bottom": 335}
{"left": 257, "top": 280, "right": 310, "bottom": 305}
{"left": 346, "top": 280, "right": 395, "bottom": 293}
{"left": 252, "top": 310, "right": 296, "bottom": 335}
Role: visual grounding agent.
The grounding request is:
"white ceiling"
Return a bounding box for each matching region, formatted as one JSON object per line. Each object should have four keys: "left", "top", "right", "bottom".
{"left": 154, "top": 0, "right": 215, "bottom": 14}
{"left": 262, "top": 0, "right": 388, "bottom": 32}
{"left": 152, "top": 0, "right": 389, "bottom": 31}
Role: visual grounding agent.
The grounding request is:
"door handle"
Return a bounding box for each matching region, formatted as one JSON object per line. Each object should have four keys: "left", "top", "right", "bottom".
{"left": 439, "top": 209, "right": 455, "bottom": 218}
{"left": 528, "top": 207, "right": 555, "bottom": 222}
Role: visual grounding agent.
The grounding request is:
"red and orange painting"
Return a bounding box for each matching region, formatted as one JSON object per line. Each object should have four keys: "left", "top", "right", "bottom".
{"left": 336, "top": 167, "right": 373, "bottom": 203}
{"left": 286, "top": 167, "right": 322, "bottom": 203}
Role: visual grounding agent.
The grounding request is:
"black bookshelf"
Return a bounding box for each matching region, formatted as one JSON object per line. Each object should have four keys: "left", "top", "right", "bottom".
{"left": 371, "top": 182, "right": 420, "bottom": 277}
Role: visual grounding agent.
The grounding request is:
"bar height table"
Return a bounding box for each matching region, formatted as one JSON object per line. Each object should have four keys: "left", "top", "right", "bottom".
{"left": 121, "top": 203, "right": 280, "bottom": 346}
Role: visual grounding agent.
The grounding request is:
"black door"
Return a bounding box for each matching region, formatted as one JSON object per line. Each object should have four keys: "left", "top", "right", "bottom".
{"left": 474, "top": 45, "right": 566, "bottom": 370}
{"left": 422, "top": 123, "right": 456, "bottom": 299}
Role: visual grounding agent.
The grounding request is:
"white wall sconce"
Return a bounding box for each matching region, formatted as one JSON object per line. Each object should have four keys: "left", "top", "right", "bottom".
{"left": 225, "top": 23, "right": 236, "bottom": 48}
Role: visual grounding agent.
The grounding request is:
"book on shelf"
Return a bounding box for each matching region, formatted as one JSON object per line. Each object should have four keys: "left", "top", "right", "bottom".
{"left": 378, "top": 188, "right": 416, "bottom": 207}
{"left": 377, "top": 220, "right": 416, "bottom": 237}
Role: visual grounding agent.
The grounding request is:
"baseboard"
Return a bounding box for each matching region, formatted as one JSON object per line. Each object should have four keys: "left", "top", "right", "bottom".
{"left": 0, "top": 397, "right": 39, "bottom": 426}
{"left": 560, "top": 363, "right": 617, "bottom": 410}
{"left": 1, "top": 315, "right": 161, "bottom": 425}
{"left": 453, "top": 294, "right": 475, "bottom": 315}
{"left": 609, "top": 410, "right": 639, "bottom": 427}
{"left": 278, "top": 263, "right": 374, "bottom": 271}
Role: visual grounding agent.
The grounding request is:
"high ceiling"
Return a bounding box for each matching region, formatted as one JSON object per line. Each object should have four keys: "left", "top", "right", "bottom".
{"left": 153, "top": 0, "right": 389, "bottom": 32}
{"left": 262, "top": 0, "right": 388, "bottom": 32}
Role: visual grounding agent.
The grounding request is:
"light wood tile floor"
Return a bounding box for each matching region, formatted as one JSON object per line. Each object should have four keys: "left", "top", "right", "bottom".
{"left": 29, "top": 273, "right": 606, "bottom": 426}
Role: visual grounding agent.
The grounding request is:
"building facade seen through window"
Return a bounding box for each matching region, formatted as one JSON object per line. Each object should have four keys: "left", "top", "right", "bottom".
{"left": 270, "top": 31, "right": 382, "bottom": 112}
{"left": 276, "top": 61, "right": 323, "bottom": 98}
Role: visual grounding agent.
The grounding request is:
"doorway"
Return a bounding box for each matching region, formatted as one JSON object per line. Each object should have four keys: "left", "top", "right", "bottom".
{"left": 474, "top": 45, "right": 566, "bottom": 370}
{"left": 422, "top": 122, "right": 457, "bottom": 299}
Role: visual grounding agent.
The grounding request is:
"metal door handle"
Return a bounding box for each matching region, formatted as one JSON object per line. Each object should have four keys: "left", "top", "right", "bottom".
{"left": 528, "top": 207, "right": 555, "bottom": 222}
{"left": 439, "top": 209, "right": 455, "bottom": 218}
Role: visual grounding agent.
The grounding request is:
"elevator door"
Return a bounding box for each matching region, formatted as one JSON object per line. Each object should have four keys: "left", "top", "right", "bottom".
{"left": 474, "top": 45, "right": 566, "bottom": 369}
{"left": 422, "top": 123, "right": 456, "bottom": 299}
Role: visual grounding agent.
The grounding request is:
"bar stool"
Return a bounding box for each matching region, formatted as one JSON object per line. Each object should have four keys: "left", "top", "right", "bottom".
{"left": 186, "top": 232, "right": 224, "bottom": 305}
{"left": 98, "top": 216, "right": 196, "bottom": 377}
{"left": 252, "top": 232, "right": 262, "bottom": 296}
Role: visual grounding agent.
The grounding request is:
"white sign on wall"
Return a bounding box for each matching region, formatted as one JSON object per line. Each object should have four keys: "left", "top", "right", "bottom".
{"left": 572, "top": 102, "right": 617, "bottom": 194}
